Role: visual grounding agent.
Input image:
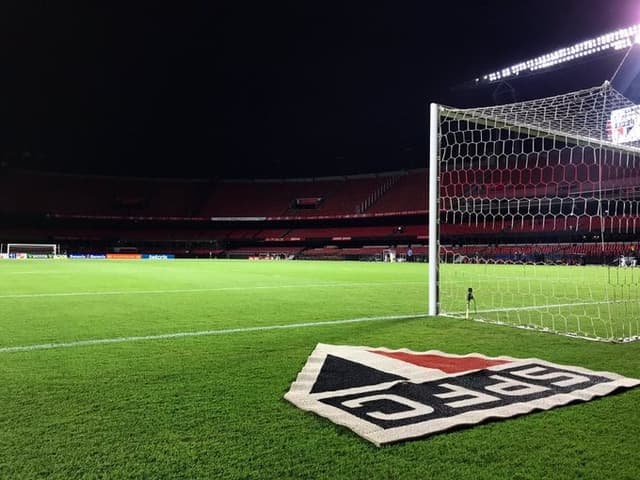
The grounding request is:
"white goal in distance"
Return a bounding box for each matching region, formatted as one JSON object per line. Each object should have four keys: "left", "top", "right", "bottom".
{"left": 429, "top": 82, "right": 640, "bottom": 342}
{"left": 6, "top": 243, "right": 59, "bottom": 257}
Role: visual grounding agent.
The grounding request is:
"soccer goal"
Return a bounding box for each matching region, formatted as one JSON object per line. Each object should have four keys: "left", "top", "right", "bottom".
{"left": 429, "top": 82, "right": 640, "bottom": 342}
{"left": 6, "top": 243, "right": 59, "bottom": 258}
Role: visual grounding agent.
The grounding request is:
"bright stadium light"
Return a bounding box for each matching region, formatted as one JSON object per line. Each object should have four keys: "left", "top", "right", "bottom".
{"left": 474, "top": 24, "right": 640, "bottom": 85}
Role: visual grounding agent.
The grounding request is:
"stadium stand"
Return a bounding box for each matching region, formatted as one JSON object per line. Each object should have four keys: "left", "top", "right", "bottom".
{"left": 0, "top": 170, "right": 207, "bottom": 217}
{"left": 441, "top": 242, "right": 639, "bottom": 264}
{"left": 366, "top": 170, "right": 427, "bottom": 214}
{"left": 1, "top": 166, "right": 637, "bottom": 262}
{"left": 200, "top": 175, "right": 396, "bottom": 218}
{"left": 225, "top": 246, "right": 304, "bottom": 258}
{"left": 255, "top": 229, "right": 291, "bottom": 240}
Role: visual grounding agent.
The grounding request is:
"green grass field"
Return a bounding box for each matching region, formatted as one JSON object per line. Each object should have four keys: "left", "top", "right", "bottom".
{"left": 1, "top": 259, "right": 639, "bottom": 479}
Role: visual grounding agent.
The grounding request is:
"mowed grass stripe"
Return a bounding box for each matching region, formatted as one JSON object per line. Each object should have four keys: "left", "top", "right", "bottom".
{"left": 1, "top": 262, "right": 430, "bottom": 347}
{"left": 0, "top": 280, "right": 425, "bottom": 299}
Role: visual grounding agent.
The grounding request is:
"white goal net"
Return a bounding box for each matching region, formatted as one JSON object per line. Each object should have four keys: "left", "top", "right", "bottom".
{"left": 429, "top": 82, "right": 640, "bottom": 342}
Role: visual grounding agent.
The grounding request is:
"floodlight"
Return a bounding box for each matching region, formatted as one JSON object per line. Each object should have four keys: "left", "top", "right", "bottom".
{"left": 473, "top": 24, "right": 640, "bottom": 85}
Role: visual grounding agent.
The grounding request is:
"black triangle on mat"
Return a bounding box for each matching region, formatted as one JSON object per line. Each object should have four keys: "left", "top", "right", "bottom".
{"left": 310, "top": 354, "right": 406, "bottom": 394}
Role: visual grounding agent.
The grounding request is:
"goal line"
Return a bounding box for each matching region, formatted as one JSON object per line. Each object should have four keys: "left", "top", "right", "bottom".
{"left": 446, "top": 298, "right": 637, "bottom": 316}
{"left": 445, "top": 298, "right": 640, "bottom": 343}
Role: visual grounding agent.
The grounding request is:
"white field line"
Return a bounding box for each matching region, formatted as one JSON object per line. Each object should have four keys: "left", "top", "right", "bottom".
{"left": 1, "top": 271, "right": 61, "bottom": 275}
{"left": 0, "top": 281, "right": 425, "bottom": 300}
{"left": 438, "top": 313, "right": 611, "bottom": 343}
{"left": 4, "top": 299, "right": 637, "bottom": 353}
{"left": 446, "top": 298, "right": 637, "bottom": 316}
{"left": 445, "top": 275, "right": 586, "bottom": 283}
{"left": 0, "top": 313, "right": 428, "bottom": 353}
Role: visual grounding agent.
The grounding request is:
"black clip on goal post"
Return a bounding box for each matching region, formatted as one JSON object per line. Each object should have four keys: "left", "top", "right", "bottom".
{"left": 466, "top": 287, "right": 476, "bottom": 319}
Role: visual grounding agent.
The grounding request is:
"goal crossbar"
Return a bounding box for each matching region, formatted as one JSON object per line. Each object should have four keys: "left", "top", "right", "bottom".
{"left": 440, "top": 109, "right": 640, "bottom": 155}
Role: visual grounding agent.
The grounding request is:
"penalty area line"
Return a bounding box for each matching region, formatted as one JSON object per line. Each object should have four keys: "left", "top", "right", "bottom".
{"left": 0, "top": 313, "right": 428, "bottom": 354}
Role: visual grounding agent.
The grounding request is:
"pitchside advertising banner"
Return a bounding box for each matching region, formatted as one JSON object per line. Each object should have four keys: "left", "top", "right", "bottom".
{"left": 67, "top": 254, "right": 175, "bottom": 260}
{"left": 285, "top": 344, "right": 640, "bottom": 446}
{"left": 2, "top": 253, "right": 175, "bottom": 259}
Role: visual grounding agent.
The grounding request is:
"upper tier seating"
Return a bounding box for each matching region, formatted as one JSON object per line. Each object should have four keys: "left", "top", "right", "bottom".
{"left": 201, "top": 176, "right": 394, "bottom": 217}
{"left": 3, "top": 168, "right": 638, "bottom": 241}
{"left": 0, "top": 171, "right": 208, "bottom": 217}
{"left": 367, "top": 171, "right": 427, "bottom": 214}
{"left": 1, "top": 170, "right": 407, "bottom": 219}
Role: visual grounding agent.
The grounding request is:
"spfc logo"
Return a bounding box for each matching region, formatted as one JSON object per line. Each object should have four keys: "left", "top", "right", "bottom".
{"left": 285, "top": 344, "right": 640, "bottom": 446}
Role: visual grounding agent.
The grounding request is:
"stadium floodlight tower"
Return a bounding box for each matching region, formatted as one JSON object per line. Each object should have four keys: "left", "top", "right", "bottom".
{"left": 429, "top": 81, "right": 640, "bottom": 342}
{"left": 465, "top": 24, "right": 640, "bottom": 88}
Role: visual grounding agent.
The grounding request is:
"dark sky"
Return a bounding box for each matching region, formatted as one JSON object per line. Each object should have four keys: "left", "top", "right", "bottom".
{"left": 2, "top": 1, "right": 640, "bottom": 179}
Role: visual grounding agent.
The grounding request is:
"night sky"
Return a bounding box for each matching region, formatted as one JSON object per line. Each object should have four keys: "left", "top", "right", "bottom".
{"left": 2, "top": 1, "right": 640, "bottom": 179}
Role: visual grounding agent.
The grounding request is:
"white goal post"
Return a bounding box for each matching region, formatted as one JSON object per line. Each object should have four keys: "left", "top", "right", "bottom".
{"left": 382, "top": 248, "right": 397, "bottom": 262}
{"left": 428, "top": 82, "right": 640, "bottom": 342}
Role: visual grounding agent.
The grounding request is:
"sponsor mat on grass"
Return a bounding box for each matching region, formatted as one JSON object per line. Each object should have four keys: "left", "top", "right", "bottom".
{"left": 285, "top": 344, "right": 640, "bottom": 446}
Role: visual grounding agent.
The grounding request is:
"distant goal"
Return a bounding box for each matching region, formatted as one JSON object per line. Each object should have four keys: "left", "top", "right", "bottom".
{"left": 5, "top": 243, "right": 60, "bottom": 258}
{"left": 429, "top": 82, "right": 640, "bottom": 342}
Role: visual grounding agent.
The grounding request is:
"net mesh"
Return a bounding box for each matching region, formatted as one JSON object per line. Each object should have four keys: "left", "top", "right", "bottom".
{"left": 458, "top": 83, "right": 638, "bottom": 143}
{"left": 436, "top": 82, "right": 640, "bottom": 342}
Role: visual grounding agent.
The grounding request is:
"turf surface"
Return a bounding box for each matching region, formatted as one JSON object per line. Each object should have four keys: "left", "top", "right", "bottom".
{"left": 1, "top": 259, "right": 639, "bottom": 479}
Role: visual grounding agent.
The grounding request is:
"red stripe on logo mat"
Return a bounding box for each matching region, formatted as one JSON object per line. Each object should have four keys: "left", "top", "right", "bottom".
{"left": 369, "top": 351, "right": 511, "bottom": 373}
